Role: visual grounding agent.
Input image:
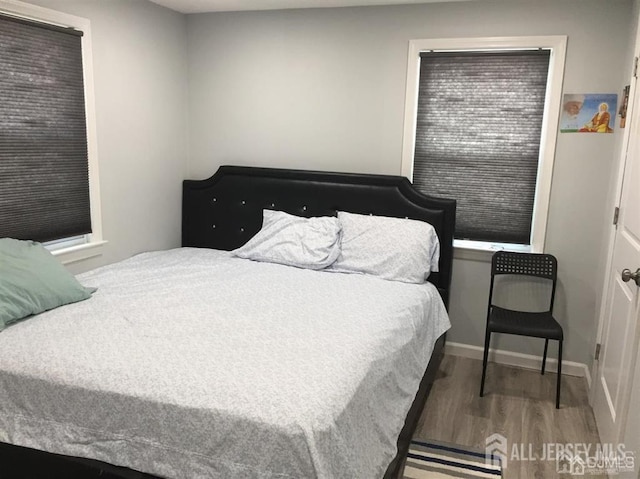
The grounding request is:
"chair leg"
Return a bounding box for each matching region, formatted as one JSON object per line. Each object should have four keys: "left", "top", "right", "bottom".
{"left": 480, "top": 330, "right": 491, "bottom": 397}
{"left": 542, "top": 339, "right": 549, "bottom": 375}
{"left": 556, "top": 340, "right": 563, "bottom": 409}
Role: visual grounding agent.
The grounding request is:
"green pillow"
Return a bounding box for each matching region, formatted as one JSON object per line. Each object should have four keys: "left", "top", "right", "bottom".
{"left": 0, "top": 238, "right": 95, "bottom": 330}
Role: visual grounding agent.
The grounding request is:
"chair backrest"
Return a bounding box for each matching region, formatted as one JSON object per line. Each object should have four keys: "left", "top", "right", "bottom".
{"left": 489, "top": 251, "right": 558, "bottom": 312}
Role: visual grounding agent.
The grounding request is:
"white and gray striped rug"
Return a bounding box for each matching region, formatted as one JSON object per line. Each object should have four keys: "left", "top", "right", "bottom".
{"left": 403, "top": 440, "right": 503, "bottom": 478}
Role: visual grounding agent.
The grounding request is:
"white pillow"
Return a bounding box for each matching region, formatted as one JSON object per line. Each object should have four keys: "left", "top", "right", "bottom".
{"left": 231, "top": 210, "right": 342, "bottom": 270}
{"left": 329, "top": 211, "right": 440, "bottom": 283}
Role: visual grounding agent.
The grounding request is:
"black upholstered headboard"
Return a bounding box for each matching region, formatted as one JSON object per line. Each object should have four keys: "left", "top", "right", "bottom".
{"left": 182, "top": 166, "right": 456, "bottom": 307}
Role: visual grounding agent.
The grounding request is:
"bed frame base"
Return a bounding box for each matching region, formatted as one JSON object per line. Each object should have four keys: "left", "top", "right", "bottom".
{"left": 383, "top": 333, "right": 445, "bottom": 479}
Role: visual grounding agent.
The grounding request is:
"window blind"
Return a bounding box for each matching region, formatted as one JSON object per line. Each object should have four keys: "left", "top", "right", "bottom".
{"left": 412, "top": 50, "right": 550, "bottom": 245}
{"left": 0, "top": 13, "right": 90, "bottom": 243}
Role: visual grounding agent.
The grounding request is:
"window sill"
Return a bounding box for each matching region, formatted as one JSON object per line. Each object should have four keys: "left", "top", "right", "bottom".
{"left": 51, "top": 240, "right": 107, "bottom": 265}
{"left": 453, "top": 239, "right": 537, "bottom": 262}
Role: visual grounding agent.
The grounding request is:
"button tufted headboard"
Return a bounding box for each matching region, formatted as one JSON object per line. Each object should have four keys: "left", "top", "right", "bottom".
{"left": 182, "top": 166, "right": 456, "bottom": 307}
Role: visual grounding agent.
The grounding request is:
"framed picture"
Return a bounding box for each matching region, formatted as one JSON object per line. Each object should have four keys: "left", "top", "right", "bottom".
{"left": 560, "top": 93, "right": 618, "bottom": 133}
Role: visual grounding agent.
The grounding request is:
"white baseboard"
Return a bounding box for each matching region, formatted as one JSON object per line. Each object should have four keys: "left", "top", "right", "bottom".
{"left": 445, "top": 341, "right": 592, "bottom": 388}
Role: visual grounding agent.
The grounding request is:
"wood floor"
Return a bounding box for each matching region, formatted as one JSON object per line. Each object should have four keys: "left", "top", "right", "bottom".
{"left": 414, "top": 354, "right": 604, "bottom": 479}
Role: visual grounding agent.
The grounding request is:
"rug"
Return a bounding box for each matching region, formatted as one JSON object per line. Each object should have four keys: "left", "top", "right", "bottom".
{"left": 403, "top": 440, "right": 503, "bottom": 478}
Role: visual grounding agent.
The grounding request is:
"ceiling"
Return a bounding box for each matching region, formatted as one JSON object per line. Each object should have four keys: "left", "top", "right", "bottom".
{"left": 148, "top": 0, "right": 466, "bottom": 14}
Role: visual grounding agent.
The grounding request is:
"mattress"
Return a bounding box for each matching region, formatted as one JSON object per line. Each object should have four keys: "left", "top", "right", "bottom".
{"left": 0, "top": 248, "right": 450, "bottom": 478}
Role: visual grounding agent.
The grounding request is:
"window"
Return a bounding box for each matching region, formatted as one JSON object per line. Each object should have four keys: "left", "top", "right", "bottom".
{"left": 0, "top": 1, "right": 102, "bottom": 262}
{"left": 401, "top": 37, "right": 567, "bottom": 253}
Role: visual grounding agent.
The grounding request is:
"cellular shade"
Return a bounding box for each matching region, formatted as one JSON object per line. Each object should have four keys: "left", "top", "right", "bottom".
{"left": 412, "top": 50, "right": 550, "bottom": 245}
{"left": 0, "top": 13, "right": 90, "bottom": 243}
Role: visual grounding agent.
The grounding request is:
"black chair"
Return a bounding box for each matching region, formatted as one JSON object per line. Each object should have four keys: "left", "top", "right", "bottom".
{"left": 479, "top": 251, "right": 563, "bottom": 408}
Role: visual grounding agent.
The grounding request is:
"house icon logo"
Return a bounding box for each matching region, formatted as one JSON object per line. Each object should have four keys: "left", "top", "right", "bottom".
{"left": 556, "top": 453, "right": 586, "bottom": 476}
{"left": 569, "top": 455, "right": 586, "bottom": 475}
{"left": 485, "top": 433, "right": 507, "bottom": 469}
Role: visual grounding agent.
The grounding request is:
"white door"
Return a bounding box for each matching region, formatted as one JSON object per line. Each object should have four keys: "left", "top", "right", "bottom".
{"left": 621, "top": 344, "right": 640, "bottom": 478}
{"left": 591, "top": 35, "right": 640, "bottom": 473}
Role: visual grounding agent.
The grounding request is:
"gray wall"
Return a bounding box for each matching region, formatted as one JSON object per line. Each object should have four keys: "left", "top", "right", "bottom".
{"left": 186, "top": 0, "right": 634, "bottom": 367}
{"left": 28, "top": 0, "right": 189, "bottom": 273}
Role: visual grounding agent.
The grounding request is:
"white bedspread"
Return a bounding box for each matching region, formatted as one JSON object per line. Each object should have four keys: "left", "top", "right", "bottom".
{"left": 0, "top": 248, "right": 450, "bottom": 478}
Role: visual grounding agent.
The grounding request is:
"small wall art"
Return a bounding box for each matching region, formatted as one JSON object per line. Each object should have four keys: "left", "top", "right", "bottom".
{"left": 560, "top": 93, "right": 618, "bottom": 133}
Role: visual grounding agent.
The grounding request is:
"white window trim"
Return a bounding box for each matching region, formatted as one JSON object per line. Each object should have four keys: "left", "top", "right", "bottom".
{"left": 0, "top": 0, "right": 105, "bottom": 262}
{"left": 52, "top": 239, "right": 108, "bottom": 265}
{"left": 401, "top": 36, "right": 567, "bottom": 254}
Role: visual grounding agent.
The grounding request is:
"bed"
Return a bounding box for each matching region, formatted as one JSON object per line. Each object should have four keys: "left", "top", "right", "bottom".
{"left": 0, "top": 166, "right": 456, "bottom": 479}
